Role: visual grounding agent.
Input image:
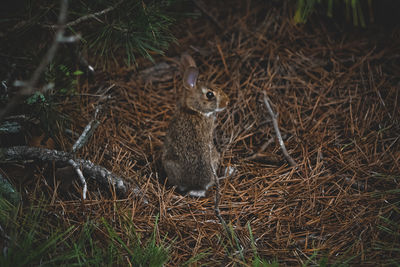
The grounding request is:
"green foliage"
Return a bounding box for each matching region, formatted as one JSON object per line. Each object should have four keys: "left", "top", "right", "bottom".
{"left": 25, "top": 88, "right": 65, "bottom": 141}
{"left": 24, "top": 62, "right": 79, "bottom": 142}
{"left": 302, "top": 250, "right": 329, "bottom": 267}
{"left": 182, "top": 250, "right": 211, "bottom": 266}
{"left": 294, "top": 0, "right": 321, "bottom": 24}
{"left": 1, "top": 0, "right": 185, "bottom": 75}
{"left": 63, "top": 221, "right": 124, "bottom": 266}
{"left": 83, "top": 0, "right": 179, "bottom": 68}
{"left": 294, "top": 0, "right": 372, "bottom": 27}
{"left": 26, "top": 91, "right": 46, "bottom": 105}
{"left": 372, "top": 183, "right": 400, "bottom": 265}
{"left": 248, "top": 222, "right": 279, "bottom": 267}
{"left": 0, "top": 198, "right": 75, "bottom": 267}
{"left": 103, "top": 214, "right": 170, "bottom": 267}
{"left": 0, "top": 174, "right": 21, "bottom": 206}
{"left": 44, "top": 62, "right": 82, "bottom": 95}
{"left": 0, "top": 198, "right": 171, "bottom": 266}
{"left": 301, "top": 245, "right": 360, "bottom": 266}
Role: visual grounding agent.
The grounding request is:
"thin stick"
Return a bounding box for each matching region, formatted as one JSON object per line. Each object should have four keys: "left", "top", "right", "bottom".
{"left": 69, "top": 91, "right": 114, "bottom": 198}
{"left": 263, "top": 92, "right": 297, "bottom": 167}
{"left": 71, "top": 106, "right": 102, "bottom": 153}
{"left": 44, "top": 1, "right": 123, "bottom": 29}
{"left": 68, "top": 159, "right": 87, "bottom": 199}
{"left": 69, "top": 99, "right": 103, "bottom": 198}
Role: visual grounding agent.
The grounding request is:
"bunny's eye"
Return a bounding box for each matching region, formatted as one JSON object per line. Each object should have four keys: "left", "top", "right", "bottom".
{"left": 206, "top": 91, "right": 215, "bottom": 100}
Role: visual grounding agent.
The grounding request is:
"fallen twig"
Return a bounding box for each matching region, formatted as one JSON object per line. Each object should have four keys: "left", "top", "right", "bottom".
{"left": 69, "top": 103, "right": 101, "bottom": 199}
{"left": 0, "top": 146, "right": 129, "bottom": 196}
{"left": 263, "top": 92, "right": 297, "bottom": 167}
{"left": 69, "top": 91, "right": 114, "bottom": 198}
{"left": 71, "top": 107, "right": 101, "bottom": 153}
{"left": 68, "top": 159, "right": 87, "bottom": 199}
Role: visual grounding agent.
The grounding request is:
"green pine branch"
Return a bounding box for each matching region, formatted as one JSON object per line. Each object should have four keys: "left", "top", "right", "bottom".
{"left": 75, "top": 0, "right": 180, "bottom": 68}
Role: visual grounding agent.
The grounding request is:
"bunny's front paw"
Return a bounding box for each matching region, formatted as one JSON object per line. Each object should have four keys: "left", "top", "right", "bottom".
{"left": 188, "top": 190, "right": 206, "bottom": 198}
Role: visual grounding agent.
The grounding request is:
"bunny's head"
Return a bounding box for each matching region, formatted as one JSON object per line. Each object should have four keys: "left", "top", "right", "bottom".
{"left": 182, "top": 65, "right": 229, "bottom": 116}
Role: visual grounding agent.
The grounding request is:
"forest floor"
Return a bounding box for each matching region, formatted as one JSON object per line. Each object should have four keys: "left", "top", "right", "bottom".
{"left": 3, "top": 1, "right": 400, "bottom": 266}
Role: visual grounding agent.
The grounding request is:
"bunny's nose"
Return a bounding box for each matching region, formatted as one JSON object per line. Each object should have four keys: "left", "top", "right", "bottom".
{"left": 221, "top": 95, "right": 229, "bottom": 108}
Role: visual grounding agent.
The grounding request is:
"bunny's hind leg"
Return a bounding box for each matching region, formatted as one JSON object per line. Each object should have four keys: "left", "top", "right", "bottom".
{"left": 187, "top": 173, "right": 215, "bottom": 198}
{"left": 163, "top": 159, "right": 183, "bottom": 187}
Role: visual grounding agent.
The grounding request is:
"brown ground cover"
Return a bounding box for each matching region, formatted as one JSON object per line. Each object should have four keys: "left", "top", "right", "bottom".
{"left": 18, "top": 1, "right": 400, "bottom": 265}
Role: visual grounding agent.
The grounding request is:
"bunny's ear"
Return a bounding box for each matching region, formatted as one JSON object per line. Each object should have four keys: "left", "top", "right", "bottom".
{"left": 183, "top": 66, "right": 198, "bottom": 89}
{"left": 181, "top": 53, "right": 197, "bottom": 69}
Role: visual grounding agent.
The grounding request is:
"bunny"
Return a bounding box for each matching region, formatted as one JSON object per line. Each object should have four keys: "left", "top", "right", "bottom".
{"left": 162, "top": 53, "right": 229, "bottom": 197}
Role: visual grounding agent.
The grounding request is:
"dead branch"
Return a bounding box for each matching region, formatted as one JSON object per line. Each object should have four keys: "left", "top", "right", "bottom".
{"left": 0, "top": 0, "right": 71, "bottom": 120}
{"left": 0, "top": 146, "right": 129, "bottom": 196}
{"left": 68, "top": 93, "right": 111, "bottom": 199}
{"left": 263, "top": 93, "right": 297, "bottom": 167}
{"left": 60, "top": 1, "right": 123, "bottom": 28}
{"left": 71, "top": 108, "right": 101, "bottom": 153}
{"left": 68, "top": 159, "right": 87, "bottom": 199}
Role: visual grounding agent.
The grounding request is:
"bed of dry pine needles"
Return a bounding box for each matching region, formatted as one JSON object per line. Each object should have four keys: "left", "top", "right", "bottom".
{"left": 11, "top": 1, "right": 400, "bottom": 266}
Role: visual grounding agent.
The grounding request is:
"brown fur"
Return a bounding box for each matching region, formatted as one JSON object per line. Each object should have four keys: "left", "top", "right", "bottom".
{"left": 162, "top": 54, "right": 229, "bottom": 196}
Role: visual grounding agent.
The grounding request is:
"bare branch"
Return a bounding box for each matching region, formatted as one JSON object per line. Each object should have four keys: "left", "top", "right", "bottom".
{"left": 0, "top": 146, "right": 129, "bottom": 196}
{"left": 263, "top": 92, "right": 297, "bottom": 167}
{"left": 68, "top": 94, "right": 111, "bottom": 198}
{"left": 71, "top": 87, "right": 114, "bottom": 153}
{"left": 68, "top": 159, "right": 87, "bottom": 199}
{"left": 48, "top": 1, "right": 123, "bottom": 29}
{"left": 71, "top": 116, "right": 100, "bottom": 153}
